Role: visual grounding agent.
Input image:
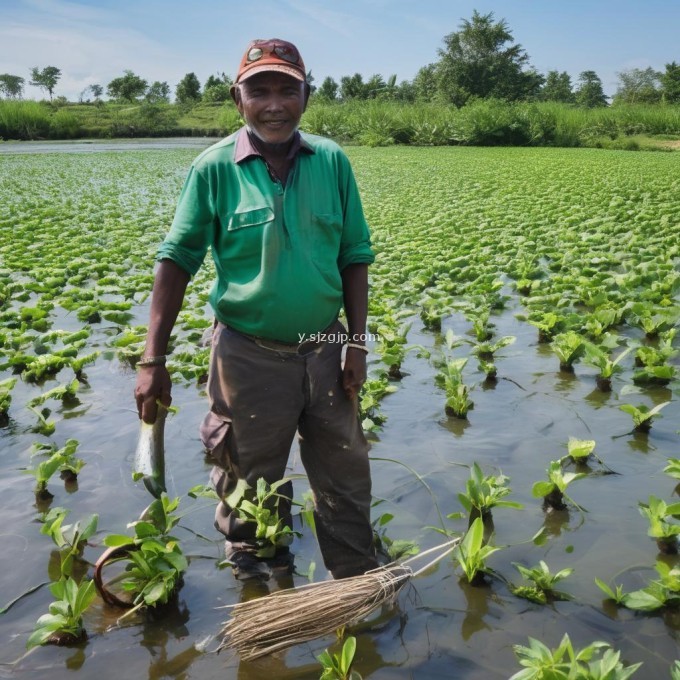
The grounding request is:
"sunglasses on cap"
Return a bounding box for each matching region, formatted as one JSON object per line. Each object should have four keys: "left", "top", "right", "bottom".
{"left": 246, "top": 41, "right": 301, "bottom": 65}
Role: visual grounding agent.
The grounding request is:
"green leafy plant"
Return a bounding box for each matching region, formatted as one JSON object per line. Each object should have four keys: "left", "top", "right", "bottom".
{"left": 663, "top": 458, "right": 680, "bottom": 480}
{"left": 532, "top": 460, "right": 586, "bottom": 511}
{"left": 27, "top": 378, "right": 80, "bottom": 408}
{"left": 559, "top": 437, "right": 607, "bottom": 469}
{"left": 582, "top": 342, "right": 632, "bottom": 391}
{"left": 0, "top": 376, "right": 17, "bottom": 419}
{"left": 27, "top": 405, "right": 56, "bottom": 436}
{"left": 607, "top": 561, "right": 680, "bottom": 612}
{"left": 619, "top": 401, "right": 670, "bottom": 433}
{"left": 632, "top": 363, "right": 676, "bottom": 387}
{"left": 638, "top": 495, "right": 680, "bottom": 554}
{"left": 551, "top": 331, "right": 586, "bottom": 372}
{"left": 510, "top": 634, "right": 642, "bottom": 679}
{"left": 317, "top": 635, "right": 362, "bottom": 680}
{"left": 227, "top": 477, "right": 300, "bottom": 559}
{"left": 528, "top": 311, "right": 564, "bottom": 343}
{"left": 26, "top": 577, "right": 96, "bottom": 648}
{"left": 371, "top": 512, "right": 419, "bottom": 561}
{"left": 359, "top": 376, "right": 398, "bottom": 432}
{"left": 101, "top": 494, "right": 187, "bottom": 612}
{"left": 452, "top": 516, "right": 501, "bottom": 585}
{"left": 510, "top": 560, "right": 573, "bottom": 604}
{"left": 40, "top": 507, "right": 98, "bottom": 576}
{"left": 435, "top": 357, "right": 474, "bottom": 418}
{"left": 458, "top": 462, "right": 523, "bottom": 520}
{"left": 469, "top": 335, "right": 515, "bottom": 361}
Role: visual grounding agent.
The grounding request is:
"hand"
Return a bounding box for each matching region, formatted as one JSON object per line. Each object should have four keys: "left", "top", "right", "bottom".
{"left": 134, "top": 365, "right": 172, "bottom": 423}
{"left": 342, "top": 347, "right": 367, "bottom": 401}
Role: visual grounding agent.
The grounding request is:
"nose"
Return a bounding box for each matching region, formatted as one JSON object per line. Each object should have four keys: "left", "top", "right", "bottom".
{"left": 264, "top": 94, "right": 284, "bottom": 113}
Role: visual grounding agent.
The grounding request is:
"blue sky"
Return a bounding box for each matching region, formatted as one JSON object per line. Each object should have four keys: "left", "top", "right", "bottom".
{"left": 1, "top": 0, "right": 678, "bottom": 100}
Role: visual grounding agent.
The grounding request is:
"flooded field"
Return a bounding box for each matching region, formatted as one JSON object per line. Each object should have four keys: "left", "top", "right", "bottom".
{"left": 0, "top": 143, "right": 678, "bottom": 679}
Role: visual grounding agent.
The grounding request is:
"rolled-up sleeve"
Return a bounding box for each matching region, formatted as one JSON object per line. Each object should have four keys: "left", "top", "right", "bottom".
{"left": 156, "top": 165, "right": 215, "bottom": 276}
{"left": 337, "top": 155, "right": 375, "bottom": 272}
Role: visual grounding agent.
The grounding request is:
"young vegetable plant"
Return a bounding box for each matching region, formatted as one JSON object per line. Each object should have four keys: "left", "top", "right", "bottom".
{"left": 27, "top": 378, "right": 80, "bottom": 408}
{"left": 510, "top": 634, "right": 642, "bottom": 680}
{"left": 601, "top": 561, "right": 680, "bottom": 612}
{"left": 435, "top": 357, "right": 474, "bottom": 419}
{"left": 551, "top": 331, "right": 586, "bottom": 372}
{"left": 528, "top": 311, "right": 564, "bottom": 343}
{"left": 227, "top": 477, "right": 300, "bottom": 559}
{"left": 317, "top": 635, "right": 362, "bottom": 680}
{"left": 632, "top": 363, "right": 676, "bottom": 387}
{"left": 582, "top": 343, "right": 632, "bottom": 392}
{"left": 619, "top": 401, "right": 670, "bottom": 434}
{"left": 510, "top": 560, "right": 573, "bottom": 604}
{"left": 452, "top": 516, "right": 501, "bottom": 586}
{"left": 638, "top": 496, "right": 680, "bottom": 554}
{"left": 0, "top": 376, "right": 17, "bottom": 421}
{"left": 371, "top": 512, "right": 419, "bottom": 562}
{"left": 374, "top": 322, "right": 424, "bottom": 380}
{"left": 458, "top": 462, "right": 523, "bottom": 521}
{"left": 559, "top": 437, "right": 608, "bottom": 470}
{"left": 27, "top": 405, "right": 56, "bottom": 436}
{"left": 26, "top": 577, "right": 96, "bottom": 649}
{"left": 532, "top": 461, "right": 586, "bottom": 511}
{"left": 33, "top": 438, "right": 85, "bottom": 483}
{"left": 359, "top": 377, "right": 397, "bottom": 432}
{"left": 469, "top": 335, "right": 515, "bottom": 362}
{"left": 40, "top": 507, "right": 98, "bottom": 577}
{"left": 98, "top": 494, "right": 187, "bottom": 612}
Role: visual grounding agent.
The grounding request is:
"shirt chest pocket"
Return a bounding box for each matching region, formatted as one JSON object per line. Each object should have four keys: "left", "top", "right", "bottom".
{"left": 311, "top": 212, "right": 343, "bottom": 249}
{"left": 220, "top": 206, "right": 275, "bottom": 259}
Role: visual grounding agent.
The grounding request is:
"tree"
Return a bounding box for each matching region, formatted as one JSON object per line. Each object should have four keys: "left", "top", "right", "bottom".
{"left": 203, "top": 72, "right": 232, "bottom": 103}
{"left": 107, "top": 70, "right": 148, "bottom": 102}
{"left": 434, "top": 10, "right": 543, "bottom": 106}
{"left": 340, "top": 73, "right": 366, "bottom": 100}
{"left": 365, "top": 74, "right": 387, "bottom": 99}
{"left": 613, "top": 67, "right": 661, "bottom": 105}
{"left": 29, "top": 66, "right": 61, "bottom": 100}
{"left": 541, "top": 71, "right": 574, "bottom": 103}
{"left": 306, "top": 70, "right": 316, "bottom": 95}
{"left": 175, "top": 72, "right": 201, "bottom": 105}
{"left": 660, "top": 61, "right": 680, "bottom": 104}
{"left": 575, "top": 70, "right": 608, "bottom": 108}
{"left": 0, "top": 74, "right": 24, "bottom": 98}
{"left": 146, "top": 81, "right": 171, "bottom": 104}
{"left": 90, "top": 84, "right": 103, "bottom": 101}
{"left": 316, "top": 76, "right": 338, "bottom": 102}
{"left": 412, "top": 64, "right": 438, "bottom": 102}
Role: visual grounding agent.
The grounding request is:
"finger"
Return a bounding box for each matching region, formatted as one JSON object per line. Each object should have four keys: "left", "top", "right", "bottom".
{"left": 141, "top": 396, "right": 158, "bottom": 424}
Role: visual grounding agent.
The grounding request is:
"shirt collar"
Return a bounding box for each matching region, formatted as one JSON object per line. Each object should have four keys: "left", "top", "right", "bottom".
{"left": 234, "top": 127, "right": 314, "bottom": 164}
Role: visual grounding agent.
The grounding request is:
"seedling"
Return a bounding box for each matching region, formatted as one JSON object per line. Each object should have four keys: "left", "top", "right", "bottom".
{"left": 532, "top": 460, "right": 586, "bottom": 511}
{"left": 551, "top": 331, "right": 586, "bottom": 372}
{"left": 458, "top": 462, "right": 523, "bottom": 520}
{"left": 528, "top": 311, "right": 564, "bottom": 343}
{"left": 40, "top": 507, "right": 98, "bottom": 576}
{"left": 359, "top": 377, "right": 397, "bottom": 432}
{"left": 559, "top": 437, "right": 605, "bottom": 469}
{"left": 0, "top": 377, "right": 17, "bottom": 419}
{"left": 317, "top": 635, "right": 362, "bottom": 680}
{"left": 510, "top": 560, "right": 573, "bottom": 604}
{"left": 638, "top": 496, "right": 680, "bottom": 554}
{"left": 435, "top": 357, "right": 474, "bottom": 418}
{"left": 27, "top": 405, "right": 56, "bottom": 436}
{"left": 452, "top": 516, "right": 501, "bottom": 585}
{"left": 582, "top": 343, "right": 632, "bottom": 392}
{"left": 26, "top": 577, "right": 96, "bottom": 648}
{"left": 632, "top": 363, "right": 676, "bottom": 387}
{"left": 27, "top": 378, "right": 80, "bottom": 408}
{"left": 371, "top": 512, "right": 419, "bottom": 561}
{"left": 227, "top": 477, "right": 300, "bottom": 559}
{"left": 467, "top": 309, "right": 494, "bottom": 342}
{"left": 615, "top": 561, "right": 680, "bottom": 612}
{"left": 469, "top": 335, "right": 515, "bottom": 361}
{"left": 663, "top": 458, "right": 680, "bottom": 481}
{"left": 619, "top": 401, "right": 670, "bottom": 433}
{"left": 510, "top": 634, "right": 642, "bottom": 679}
{"left": 100, "top": 494, "right": 187, "bottom": 612}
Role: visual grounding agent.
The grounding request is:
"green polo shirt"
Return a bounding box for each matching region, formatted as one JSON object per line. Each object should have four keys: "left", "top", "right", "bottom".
{"left": 157, "top": 128, "right": 374, "bottom": 343}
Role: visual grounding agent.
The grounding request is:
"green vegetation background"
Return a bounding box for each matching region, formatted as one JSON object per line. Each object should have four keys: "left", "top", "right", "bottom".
{"left": 1, "top": 98, "right": 680, "bottom": 151}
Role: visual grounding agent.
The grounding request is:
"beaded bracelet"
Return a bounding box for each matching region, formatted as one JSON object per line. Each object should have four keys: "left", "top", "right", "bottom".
{"left": 137, "top": 355, "right": 167, "bottom": 367}
{"left": 346, "top": 343, "right": 369, "bottom": 354}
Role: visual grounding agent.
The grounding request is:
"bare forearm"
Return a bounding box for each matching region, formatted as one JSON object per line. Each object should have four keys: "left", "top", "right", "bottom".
{"left": 341, "top": 263, "right": 369, "bottom": 343}
{"left": 143, "top": 259, "right": 191, "bottom": 357}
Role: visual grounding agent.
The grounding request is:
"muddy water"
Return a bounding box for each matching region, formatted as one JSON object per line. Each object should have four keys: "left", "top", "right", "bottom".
{"left": 1, "top": 146, "right": 679, "bottom": 679}
{"left": 1, "top": 295, "right": 678, "bottom": 679}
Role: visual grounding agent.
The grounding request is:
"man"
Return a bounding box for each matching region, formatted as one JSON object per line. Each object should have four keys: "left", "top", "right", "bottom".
{"left": 134, "top": 39, "right": 379, "bottom": 580}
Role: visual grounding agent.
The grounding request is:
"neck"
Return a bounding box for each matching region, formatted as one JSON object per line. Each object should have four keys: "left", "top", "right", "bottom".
{"left": 247, "top": 127, "right": 295, "bottom": 159}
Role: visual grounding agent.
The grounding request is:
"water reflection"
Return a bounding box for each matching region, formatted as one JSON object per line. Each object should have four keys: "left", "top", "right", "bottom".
{"left": 584, "top": 387, "right": 613, "bottom": 409}
{"left": 627, "top": 432, "right": 655, "bottom": 455}
{"left": 542, "top": 508, "right": 571, "bottom": 537}
{"left": 459, "top": 579, "right": 493, "bottom": 641}
{"left": 440, "top": 416, "right": 471, "bottom": 437}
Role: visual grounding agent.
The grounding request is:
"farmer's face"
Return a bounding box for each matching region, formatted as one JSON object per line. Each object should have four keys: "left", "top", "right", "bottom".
{"left": 234, "top": 72, "right": 307, "bottom": 145}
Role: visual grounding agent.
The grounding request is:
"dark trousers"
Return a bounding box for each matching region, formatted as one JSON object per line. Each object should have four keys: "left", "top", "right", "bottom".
{"left": 200, "top": 321, "right": 377, "bottom": 578}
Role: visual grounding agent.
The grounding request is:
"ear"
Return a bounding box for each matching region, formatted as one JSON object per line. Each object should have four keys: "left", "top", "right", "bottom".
{"left": 230, "top": 83, "right": 241, "bottom": 108}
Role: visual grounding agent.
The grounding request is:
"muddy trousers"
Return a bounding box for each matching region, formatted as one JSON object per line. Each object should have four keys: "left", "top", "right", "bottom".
{"left": 200, "top": 322, "right": 378, "bottom": 578}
